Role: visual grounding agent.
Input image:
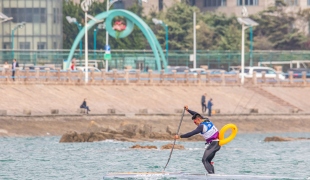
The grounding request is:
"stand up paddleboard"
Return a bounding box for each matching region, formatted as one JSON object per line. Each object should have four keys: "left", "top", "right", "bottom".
{"left": 103, "top": 172, "right": 299, "bottom": 179}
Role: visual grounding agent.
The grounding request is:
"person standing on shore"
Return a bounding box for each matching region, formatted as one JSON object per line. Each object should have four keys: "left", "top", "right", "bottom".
{"left": 71, "top": 58, "right": 76, "bottom": 71}
{"left": 208, "top": 98, "right": 213, "bottom": 117}
{"left": 11, "top": 59, "right": 19, "bottom": 81}
{"left": 3, "top": 61, "right": 9, "bottom": 69}
{"left": 174, "top": 105, "right": 220, "bottom": 174}
{"left": 201, "top": 93, "right": 207, "bottom": 114}
{"left": 80, "top": 98, "right": 91, "bottom": 114}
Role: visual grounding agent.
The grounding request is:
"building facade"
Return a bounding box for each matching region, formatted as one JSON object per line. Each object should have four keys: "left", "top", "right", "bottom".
{"left": 192, "top": 0, "right": 310, "bottom": 16}
{"left": 71, "top": 0, "right": 310, "bottom": 16}
{"left": 0, "top": 0, "right": 63, "bottom": 50}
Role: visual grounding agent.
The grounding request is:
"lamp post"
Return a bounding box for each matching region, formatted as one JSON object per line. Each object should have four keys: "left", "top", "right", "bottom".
{"left": 250, "top": 26, "right": 253, "bottom": 67}
{"left": 81, "top": 0, "right": 97, "bottom": 83}
{"left": 11, "top": 22, "right": 26, "bottom": 58}
{"left": 152, "top": 18, "right": 169, "bottom": 64}
{"left": 94, "top": 23, "right": 105, "bottom": 60}
{"left": 237, "top": 6, "right": 258, "bottom": 85}
{"left": 193, "top": 11, "right": 196, "bottom": 69}
{"left": 105, "top": 0, "right": 122, "bottom": 72}
{"left": 0, "top": 12, "right": 13, "bottom": 23}
{"left": 66, "top": 16, "right": 83, "bottom": 61}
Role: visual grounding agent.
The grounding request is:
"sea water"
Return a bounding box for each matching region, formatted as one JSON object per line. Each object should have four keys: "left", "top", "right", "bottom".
{"left": 0, "top": 133, "right": 309, "bottom": 180}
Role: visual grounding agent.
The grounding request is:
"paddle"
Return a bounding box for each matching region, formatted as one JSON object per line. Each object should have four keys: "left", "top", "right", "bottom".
{"left": 163, "top": 108, "right": 186, "bottom": 172}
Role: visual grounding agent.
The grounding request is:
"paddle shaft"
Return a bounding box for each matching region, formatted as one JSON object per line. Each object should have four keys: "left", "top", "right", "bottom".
{"left": 163, "top": 108, "right": 185, "bottom": 171}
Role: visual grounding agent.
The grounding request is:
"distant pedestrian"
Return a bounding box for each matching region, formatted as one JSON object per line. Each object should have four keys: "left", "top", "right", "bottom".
{"left": 11, "top": 59, "right": 19, "bottom": 81}
{"left": 208, "top": 98, "right": 213, "bottom": 117}
{"left": 145, "top": 66, "right": 149, "bottom": 72}
{"left": 71, "top": 58, "right": 76, "bottom": 71}
{"left": 3, "top": 61, "right": 9, "bottom": 69}
{"left": 80, "top": 98, "right": 91, "bottom": 114}
{"left": 201, "top": 93, "right": 207, "bottom": 113}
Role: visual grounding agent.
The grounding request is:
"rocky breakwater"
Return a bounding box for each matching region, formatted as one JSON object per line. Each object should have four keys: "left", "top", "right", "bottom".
{"left": 59, "top": 121, "right": 202, "bottom": 143}
{"left": 264, "top": 136, "right": 310, "bottom": 142}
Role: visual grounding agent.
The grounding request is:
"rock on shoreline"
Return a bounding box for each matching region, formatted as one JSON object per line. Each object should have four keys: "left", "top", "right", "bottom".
{"left": 264, "top": 136, "right": 310, "bottom": 142}
{"left": 59, "top": 121, "right": 202, "bottom": 143}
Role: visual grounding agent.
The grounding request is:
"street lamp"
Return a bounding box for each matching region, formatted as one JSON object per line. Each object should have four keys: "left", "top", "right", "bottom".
{"left": 104, "top": 0, "right": 122, "bottom": 72}
{"left": 81, "top": 0, "right": 102, "bottom": 83}
{"left": 237, "top": 6, "right": 258, "bottom": 85}
{"left": 0, "top": 12, "right": 13, "bottom": 23}
{"left": 94, "top": 23, "right": 105, "bottom": 60}
{"left": 66, "top": 16, "right": 83, "bottom": 61}
{"left": 11, "top": 22, "right": 26, "bottom": 58}
{"left": 152, "top": 18, "right": 168, "bottom": 64}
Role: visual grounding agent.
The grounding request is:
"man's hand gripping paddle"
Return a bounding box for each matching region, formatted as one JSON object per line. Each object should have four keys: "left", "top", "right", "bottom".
{"left": 163, "top": 108, "right": 185, "bottom": 172}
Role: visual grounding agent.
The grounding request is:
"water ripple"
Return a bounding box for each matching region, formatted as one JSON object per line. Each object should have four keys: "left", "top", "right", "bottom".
{"left": 0, "top": 133, "right": 309, "bottom": 179}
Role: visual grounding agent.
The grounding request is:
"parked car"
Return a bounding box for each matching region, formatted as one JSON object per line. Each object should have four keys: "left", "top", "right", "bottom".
{"left": 28, "top": 66, "right": 55, "bottom": 71}
{"left": 189, "top": 68, "right": 207, "bottom": 75}
{"left": 76, "top": 67, "right": 101, "bottom": 72}
{"left": 239, "top": 66, "right": 285, "bottom": 80}
{"left": 167, "top": 66, "right": 189, "bottom": 73}
{"left": 285, "top": 68, "right": 310, "bottom": 78}
{"left": 205, "top": 69, "right": 227, "bottom": 74}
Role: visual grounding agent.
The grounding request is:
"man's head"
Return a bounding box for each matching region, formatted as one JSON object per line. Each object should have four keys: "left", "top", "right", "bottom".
{"left": 192, "top": 113, "right": 203, "bottom": 126}
{"left": 13, "top": 59, "right": 16, "bottom": 62}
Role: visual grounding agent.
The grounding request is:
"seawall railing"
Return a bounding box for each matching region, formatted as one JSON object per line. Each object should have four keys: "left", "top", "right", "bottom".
{"left": 1, "top": 68, "right": 310, "bottom": 86}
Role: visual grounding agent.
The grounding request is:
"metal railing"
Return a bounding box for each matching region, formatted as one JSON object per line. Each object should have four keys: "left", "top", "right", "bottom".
{"left": 1, "top": 68, "right": 310, "bottom": 86}
{"left": 1, "top": 49, "right": 310, "bottom": 72}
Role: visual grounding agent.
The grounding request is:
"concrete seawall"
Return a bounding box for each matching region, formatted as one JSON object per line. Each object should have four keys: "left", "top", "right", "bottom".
{"left": 0, "top": 85, "right": 309, "bottom": 115}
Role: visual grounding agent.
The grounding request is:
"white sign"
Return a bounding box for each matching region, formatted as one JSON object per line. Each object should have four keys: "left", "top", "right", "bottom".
{"left": 190, "top": 54, "right": 194, "bottom": 61}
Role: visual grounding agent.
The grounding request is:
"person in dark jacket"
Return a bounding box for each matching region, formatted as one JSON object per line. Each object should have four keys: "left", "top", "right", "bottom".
{"left": 11, "top": 59, "right": 19, "bottom": 81}
{"left": 174, "top": 106, "right": 220, "bottom": 174}
{"left": 208, "top": 98, "right": 213, "bottom": 117}
{"left": 201, "top": 93, "right": 207, "bottom": 113}
{"left": 80, "top": 98, "right": 90, "bottom": 114}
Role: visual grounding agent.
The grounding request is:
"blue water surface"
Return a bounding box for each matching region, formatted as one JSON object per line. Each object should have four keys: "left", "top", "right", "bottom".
{"left": 0, "top": 133, "right": 309, "bottom": 180}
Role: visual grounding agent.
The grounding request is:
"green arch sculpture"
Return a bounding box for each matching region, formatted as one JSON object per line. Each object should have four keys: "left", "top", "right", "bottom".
{"left": 65, "top": 9, "right": 167, "bottom": 71}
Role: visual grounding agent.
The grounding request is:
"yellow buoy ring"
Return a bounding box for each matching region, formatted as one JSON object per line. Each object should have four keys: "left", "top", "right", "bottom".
{"left": 219, "top": 123, "right": 238, "bottom": 146}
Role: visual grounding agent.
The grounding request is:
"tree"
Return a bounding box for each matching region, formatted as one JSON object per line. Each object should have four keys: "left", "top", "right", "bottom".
{"left": 215, "top": 24, "right": 243, "bottom": 51}
{"left": 62, "top": 0, "right": 84, "bottom": 49}
{"left": 251, "top": 5, "right": 307, "bottom": 50}
{"left": 185, "top": 21, "right": 215, "bottom": 50}
{"left": 157, "top": 2, "right": 200, "bottom": 50}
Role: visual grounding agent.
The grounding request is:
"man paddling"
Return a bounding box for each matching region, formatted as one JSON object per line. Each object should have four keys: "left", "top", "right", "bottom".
{"left": 174, "top": 105, "right": 220, "bottom": 174}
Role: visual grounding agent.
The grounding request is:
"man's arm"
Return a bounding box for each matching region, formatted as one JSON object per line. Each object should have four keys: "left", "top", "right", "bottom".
{"left": 180, "top": 125, "right": 203, "bottom": 138}
{"left": 187, "top": 109, "right": 198, "bottom": 116}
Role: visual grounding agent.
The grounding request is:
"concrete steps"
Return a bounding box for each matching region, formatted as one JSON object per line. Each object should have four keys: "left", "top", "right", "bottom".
{"left": 246, "top": 86, "right": 302, "bottom": 111}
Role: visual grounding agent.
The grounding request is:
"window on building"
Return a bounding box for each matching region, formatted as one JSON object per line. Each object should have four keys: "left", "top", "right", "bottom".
{"left": 283, "top": 0, "right": 298, "bottom": 6}
{"left": 53, "top": 8, "right": 60, "bottom": 23}
{"left": 3, "top": 8, "right": 46, "bottom": 23}
{"left": 308, "top": 0, "right": 310, "bottom": 5}
{"left": 159, "top": 0, "right": 163, "bottom": 11}
{"left": 237, "top": 0, "right": 259, "bottom": 6}
{"left": 2, "top": 42, "right": 11, "bottom": 49}
{"left": 188, "top": 0, "right": 196, "bottom": 6}
{"left": 53, "top": 42, "right": 58, "bottom": 49}
{"left": 114, "top": 0, "right": 124, "bottom": 9}
{"left": 37, "top": 42, "right": 46, "bottom": 50}
{"left": 20, "top": 42, "right": 30, "bottom": 49}
{"left": 204, "top": 0, "right": 227, "bottom": 7}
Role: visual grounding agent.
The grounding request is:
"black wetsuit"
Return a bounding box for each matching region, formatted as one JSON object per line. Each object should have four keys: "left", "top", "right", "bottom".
{"left": 180, "top": 109, "right": 221, "bottom": 174}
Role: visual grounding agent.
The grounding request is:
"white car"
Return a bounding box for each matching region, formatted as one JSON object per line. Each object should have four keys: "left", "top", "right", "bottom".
{"left": 189, "top": 68, "right": 207, "bottom": 74}
{"left": 75, "top": 67, "right": 101, "bottom": 72}
{"left": 239, "top": 66, "right": 285, "bottom": 80}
